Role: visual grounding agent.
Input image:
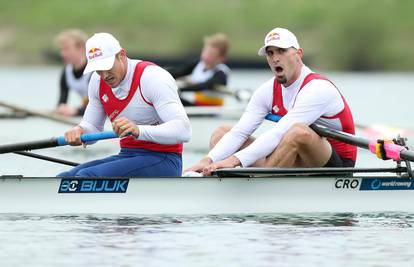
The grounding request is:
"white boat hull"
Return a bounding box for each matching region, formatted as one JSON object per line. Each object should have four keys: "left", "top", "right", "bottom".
{"left": 1, "top": 176, "right": 413, "bottom": 214}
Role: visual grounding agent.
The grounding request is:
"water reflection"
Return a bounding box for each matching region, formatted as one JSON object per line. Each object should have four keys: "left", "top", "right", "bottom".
{"left": 1, "top": 212, "right": 414, "bottom": 267}
{"left": 2, "top": 212, "right": 413, "bottom": 228}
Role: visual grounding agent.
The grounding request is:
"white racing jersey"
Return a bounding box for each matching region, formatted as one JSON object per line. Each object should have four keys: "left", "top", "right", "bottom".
{"left": 64, "top": 64, "right": 91, "bottom": 97}
{"left": 208, "top": 65, "right": 355, "bottom": 167}
{"left": 79, "top": 58, "right": 191, "bottom": 147}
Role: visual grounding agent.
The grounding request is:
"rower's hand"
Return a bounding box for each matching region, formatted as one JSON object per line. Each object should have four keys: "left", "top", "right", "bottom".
{"left": 202, "top": 155, "right": 241, "bottom": 176}
{"left": 112, "top": 117, "right": 139, "bottom": 138}
{"left": 64, "top": 126, "right": 84, "bottom": 146}
{"left": 184, "top": 157, "right": 213, "bottom": 174}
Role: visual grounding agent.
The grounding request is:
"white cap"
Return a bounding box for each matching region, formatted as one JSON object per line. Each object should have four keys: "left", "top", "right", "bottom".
{"left": 83, "top": 33, "right": 122, "bottom": 74}
{"left": 257, "top": 28, "right": 300, "bottom": 56}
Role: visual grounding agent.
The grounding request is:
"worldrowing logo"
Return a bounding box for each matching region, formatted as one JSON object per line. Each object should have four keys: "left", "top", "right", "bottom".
{"left": 371, "top": 179, "right": 381, "bottom": 190}
{"left": 359, "top": 178, "right": 414, "bottom": 191}
{"left": 59, "top": 178, "right": 129, "bottom": 193}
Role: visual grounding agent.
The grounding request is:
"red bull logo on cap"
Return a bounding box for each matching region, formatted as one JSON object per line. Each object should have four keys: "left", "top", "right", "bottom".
{"left": 88, "top": 47, "right": 103, "bottom": 60}
{"left": 266, "top": 32, "right": 280, "bottom": 42}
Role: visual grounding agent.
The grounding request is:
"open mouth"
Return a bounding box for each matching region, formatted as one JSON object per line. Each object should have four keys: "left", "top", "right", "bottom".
{"left": 275, "top": 66, "right": 284, "bottom": 73}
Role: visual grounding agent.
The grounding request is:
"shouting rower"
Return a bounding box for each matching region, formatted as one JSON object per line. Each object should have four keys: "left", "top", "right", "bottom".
{"left": 58, "top": 33, "right": 191, "bottom": 177}
{"left": 187, "top": 27, "right": 357, "bottom": 175}
{"left": 54, "top": 29, "right": 92, "bottom": 117}
{"left": 169, "top": 33, "right": 230, "bottom": 106}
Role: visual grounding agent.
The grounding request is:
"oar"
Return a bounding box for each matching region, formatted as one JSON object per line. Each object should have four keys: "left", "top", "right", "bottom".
{"left": 214, "top": 85, "right": 252, "bottom": 102}
{"left": 215, "top": 166, "right": 408, "bottom": 177}
{"left": 0, "top": 131, "right": 118, "bottom": 154}
{"left": 265, "top": 114, "right": 414, "bottom": 162}
{"left": 176, "top": 79, "right": 252, "bottom": 102}
{"left": 0, "top": 111, "right": 28, "bottom": 119}
{"left": 0, "top": 100, "right": 78, "bottom": 126}
{"left": 13, "top": 151, "right": 79, "bottom": 166}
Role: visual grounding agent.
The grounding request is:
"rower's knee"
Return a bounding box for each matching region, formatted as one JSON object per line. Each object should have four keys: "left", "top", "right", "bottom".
{"left": 283, "top": 123, "right": 313, "bottom": 147}
{"left": 210, "top": 124, "right": 233, "bottom": 149}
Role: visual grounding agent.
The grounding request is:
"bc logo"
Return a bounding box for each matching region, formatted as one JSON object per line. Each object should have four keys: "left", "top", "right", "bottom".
{"left": 59, "top": 178, "right": 129, "bottom": 193}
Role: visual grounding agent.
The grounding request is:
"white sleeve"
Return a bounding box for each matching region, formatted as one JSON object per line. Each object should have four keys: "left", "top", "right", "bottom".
{"left": 137, "top": 66, "right": 191, "bottom": 144}
{"left": 234, "top": 80, "right": 344, "bottom": 167}
{"left": 207, "top": 80, "right": 273, "bottom": 162}
{"left": 78, "top": 73, "right": 107, "bottom": 133}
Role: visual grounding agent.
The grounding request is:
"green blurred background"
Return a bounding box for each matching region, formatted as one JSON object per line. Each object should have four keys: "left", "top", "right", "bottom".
{"left": 0, "top": 0, "right": 413, "bottom": 70}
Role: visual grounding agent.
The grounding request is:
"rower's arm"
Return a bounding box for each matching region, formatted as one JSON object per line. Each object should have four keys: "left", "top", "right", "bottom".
{"left": 58, "top": 68, "right": 69, "bottom": 105}
{"left": 234, "top": 80, "right": 343, "bottom": 167}
{"left": 207, "top": 79, "right": 274, "bottom": 162}
{"left": 137, "top": 66, "right": 191, "bottom": 144}
{"left": 78, "top": 74, "right": 106, "bottom": 133}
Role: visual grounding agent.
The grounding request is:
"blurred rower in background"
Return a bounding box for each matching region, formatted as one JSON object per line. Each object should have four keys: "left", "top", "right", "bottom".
{"left": 169, "top": 33, "right": 230, "bottom": 106}
{"left": 54, "top": 29, "right": 92, "bottom": 117}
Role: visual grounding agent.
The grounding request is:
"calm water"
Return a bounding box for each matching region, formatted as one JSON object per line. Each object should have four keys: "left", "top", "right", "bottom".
{"left": 1, "top": 67, "right": 414, "bottom": 266}
{"left": 1, "top": 213, "right": 414, "bottom": 267}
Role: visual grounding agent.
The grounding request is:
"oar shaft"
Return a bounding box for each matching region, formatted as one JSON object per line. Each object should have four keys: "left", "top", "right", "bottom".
{"left": 309, "top": 124, "right": 369, "bottom": 148}
{"left": 401, "top": 150, "right": 414, "bottom": 162}
{"left": 14, "top": 151, "right": 79, "bottom": 166}
{"left": 264, "top": 113, "right": 414, "bottom": 162}
{"left": 0, "top": 131, "right": 118, "bottom": 154}
{"left": 0, "top": 100, "right": 78, "bottom": 126}
{"left": 265, "top": 113, "right": 370, "bottom": 147}
{"left": 0, "top": 138, "right": 59, "bottom": 154}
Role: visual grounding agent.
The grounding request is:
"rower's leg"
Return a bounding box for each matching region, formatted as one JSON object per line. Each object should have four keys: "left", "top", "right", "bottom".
{"left": 209, "top": 125, "right": 265, "bottom": 166}
{"left": 75, "top": 150, "right": 182, "bottom": 177}
{"left": 210, "top": 125, "right": 231, "bottom": 148}
{"left": 263, "top": 123, "right": 332, "bottom": 167}
{"left": 57, "top": 155, "right": 119, "bottom": 177}
{"left": 209, "top": 125, "right": 254, "bottom": 149}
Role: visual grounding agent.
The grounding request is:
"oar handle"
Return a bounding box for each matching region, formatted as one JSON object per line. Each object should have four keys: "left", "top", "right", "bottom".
{"left": 56, "top": 131, "right": 118, "bottom": 146}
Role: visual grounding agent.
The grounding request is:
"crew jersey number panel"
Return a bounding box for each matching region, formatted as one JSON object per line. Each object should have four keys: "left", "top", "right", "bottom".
{"left": 233, "top": 71, "right": 355, "bottom": 167}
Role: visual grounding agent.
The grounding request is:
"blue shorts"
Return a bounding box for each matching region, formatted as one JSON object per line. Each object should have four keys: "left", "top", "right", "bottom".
{"left": 57, "top": 148, "right": 182, "bottom": 177}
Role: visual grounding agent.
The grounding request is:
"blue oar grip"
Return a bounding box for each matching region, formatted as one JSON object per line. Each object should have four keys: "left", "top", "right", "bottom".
{"left": 57, "top": 136, "right": 67, "bottom": 146}
{"left": 81, "top": 131, "right": 118, "bottom": 142}
{"left": 56, "top": 131, "right": 118, "bottom": 146}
